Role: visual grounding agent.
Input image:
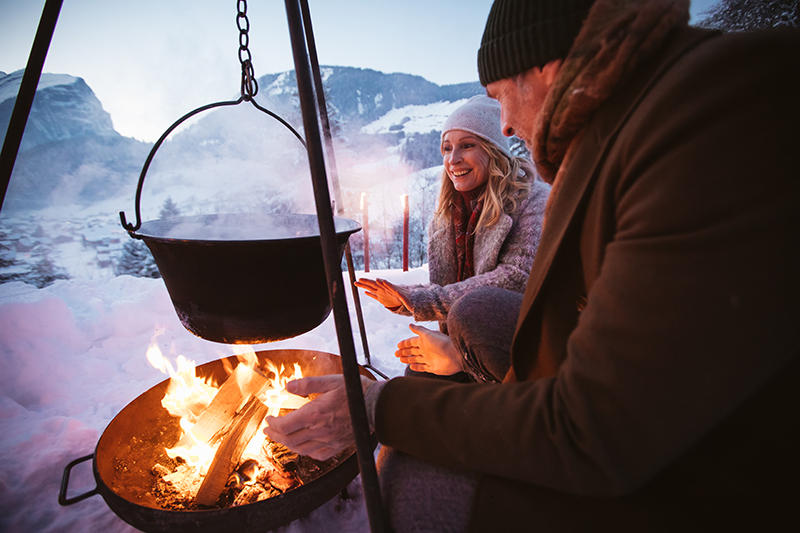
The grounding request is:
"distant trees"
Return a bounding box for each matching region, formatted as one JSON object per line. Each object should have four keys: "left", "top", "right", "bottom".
{"left": 27, "top": 256, "right": 70, "bottom": 288}
{"left": 401, "top": 131, "right": 443, "bottom": 170}
{"left": 0, "top": 256, "right": 70, "bottom": 288}
{"left": 697, "top": 0, "right": 798, "bottom": 31}
{"left": 0, "top": 254, "right": 21, "bottom": 285}
{"left": 0, "top": 254, "right": 71, "bottom": 288}
{"left": 159, "top": 196, "right": 181, "bottom": 219}
{"left": 114, "top": 239, "right": 161, "bottom": 278}
{"left": 0, "top": 227, "right": 70, "bottom": 288}
{"left": 510, "top": 136, "right": 530, "bottom": 158}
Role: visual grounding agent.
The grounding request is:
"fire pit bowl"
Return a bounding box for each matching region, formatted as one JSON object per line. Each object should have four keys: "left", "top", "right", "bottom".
{"left": 59, "top": 349, "right": 376, "bottom": 533}
{"left": 130, "top": 213, "right": 360, "bottom": 344}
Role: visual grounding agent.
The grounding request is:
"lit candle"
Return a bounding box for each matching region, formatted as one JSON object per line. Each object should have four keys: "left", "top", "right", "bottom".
{"left": 402, "top": 194, "right": 409, "bottom": 272}
{"left": 361, "top": 192, "right": 370, "bottom": 272}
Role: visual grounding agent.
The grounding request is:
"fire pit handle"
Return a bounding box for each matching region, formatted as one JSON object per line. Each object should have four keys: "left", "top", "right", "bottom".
{"left": 58, "top": 454, "right": 99, "bottom": 506}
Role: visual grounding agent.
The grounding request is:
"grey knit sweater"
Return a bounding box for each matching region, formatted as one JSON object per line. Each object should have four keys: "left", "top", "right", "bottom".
{"left": 395, "top": 179, "right": 550, "bottom": 324}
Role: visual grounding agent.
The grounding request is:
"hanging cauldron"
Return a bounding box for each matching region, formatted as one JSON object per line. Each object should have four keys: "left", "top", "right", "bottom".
{"left": 118, "top": 61, "right": 360, "bottom": 344}
{"left": 59, "top": 349, "right": 376, "bottom": 532}
{"left": 130, "top": 212, "right": 360, "bottom": 344}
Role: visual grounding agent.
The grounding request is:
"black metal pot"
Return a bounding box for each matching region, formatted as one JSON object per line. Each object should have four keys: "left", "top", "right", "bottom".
{"left": 59, "top": 349, "right": 376, "bottom": 533}
{"left": 117, "top": 92, "right": 360, "bottom": 344}
{"left": 131, "top": 213, "right": 360, "bottom": 344}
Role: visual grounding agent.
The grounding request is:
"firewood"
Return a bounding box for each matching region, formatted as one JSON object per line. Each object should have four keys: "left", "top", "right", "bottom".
{"left": 194, "top": 396, "right": 269, "bottom": 506}
{"left": 175, "top": 364, "right": 269, "bottom": 449}
{"left": 264, "top": 440, "right": 299, "bottom": 473}
{"left": 264, "top": 468, "right": 301, "bottom": 493}
{"left": 232, "top": 484, "right": 265, "bottom": 506}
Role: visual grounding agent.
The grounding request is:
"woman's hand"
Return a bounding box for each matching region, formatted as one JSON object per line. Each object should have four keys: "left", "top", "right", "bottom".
{"left": 263, "top": 375, "right": 375, "bottom": 461}
{"left": 355, "top": 278, "right": 412, "bottom": 312}
{"left": 396, "top": 324, "right": 463, "bottom": 375}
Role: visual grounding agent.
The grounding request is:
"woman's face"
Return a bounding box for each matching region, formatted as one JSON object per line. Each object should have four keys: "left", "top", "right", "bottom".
{"left": 442, "top": 130, "right": 491, "bottom": 192}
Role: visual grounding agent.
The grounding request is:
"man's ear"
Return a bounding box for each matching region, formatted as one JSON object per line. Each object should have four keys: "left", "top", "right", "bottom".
{"left": 542, "top": 59, "right": 563, "bottom": 87}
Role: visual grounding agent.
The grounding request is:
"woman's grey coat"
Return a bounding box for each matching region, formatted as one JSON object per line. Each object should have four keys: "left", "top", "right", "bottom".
{"left": 396, "top": 179, "right": 550, "bottom": 324}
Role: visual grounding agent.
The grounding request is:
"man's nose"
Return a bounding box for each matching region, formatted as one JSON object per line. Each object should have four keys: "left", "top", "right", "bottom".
{"left": 501, "top": 116, "right": 515, "bottom": 137}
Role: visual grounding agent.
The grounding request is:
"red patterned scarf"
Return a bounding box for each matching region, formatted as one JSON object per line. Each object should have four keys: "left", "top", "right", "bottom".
{"left": 534, "top": 0, "right": 690, "bottom": 185}
{"left": 452, "top": 184, "right": 487, "bottom": 281}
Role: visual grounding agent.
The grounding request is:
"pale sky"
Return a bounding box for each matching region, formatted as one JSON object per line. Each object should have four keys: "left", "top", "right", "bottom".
{"left": 0, "top": 0, "right": 718, "bottom": 142}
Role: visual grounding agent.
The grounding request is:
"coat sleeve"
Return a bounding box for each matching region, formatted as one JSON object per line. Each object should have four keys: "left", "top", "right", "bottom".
{"left": 398, "top": 181, "right": 549, "bottom": 323}
{"left": 374, "top": 29, "right": 800, "bottom": 496}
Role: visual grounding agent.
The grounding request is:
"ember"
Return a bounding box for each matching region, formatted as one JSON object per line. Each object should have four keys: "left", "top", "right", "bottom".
{"left": 150, "top": 441, "right": 350, "bottom": 510}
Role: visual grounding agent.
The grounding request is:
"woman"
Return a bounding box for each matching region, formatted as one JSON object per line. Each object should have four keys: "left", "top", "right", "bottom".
{"left": 355, "top": 95, "right": 550, "bottom": 382}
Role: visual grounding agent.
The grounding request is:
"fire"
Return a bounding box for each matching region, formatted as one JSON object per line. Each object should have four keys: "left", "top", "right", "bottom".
{"left": 146, "top": 342, "right": 309, "bottom": 482}
{"left": 147, "top": 343, "right": 218, "bottom": 421}
{"left": 259, "top": 359, "right": 305, "bottom": 416}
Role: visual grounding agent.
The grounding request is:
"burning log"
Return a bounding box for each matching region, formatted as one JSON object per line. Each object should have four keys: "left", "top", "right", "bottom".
{"left": 264, "top": 440, "right": 300, "bottom": 474}
{"left": 259, "top": 466, "right": 301, "bottom": 493}
{"left": 194, "top": 396, "right": 269, "bottom": 506}
{"left": 175, "top": 364, "right": 269, "bottom": 449}
{"left": 232, "top": 483, "right": 278, "bottom": 506}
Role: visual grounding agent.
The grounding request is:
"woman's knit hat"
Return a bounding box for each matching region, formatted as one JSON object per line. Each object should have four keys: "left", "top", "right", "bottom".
{"left": 478, "top": 0, "right": 596, "bottom": 86}
{"left": 441, "top": 95, "right": 510, "bottom": 157}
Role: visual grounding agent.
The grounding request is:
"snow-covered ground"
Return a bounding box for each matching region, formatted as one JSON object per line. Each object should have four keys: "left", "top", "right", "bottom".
{"left": 0, "top": 266, "right": 428, "bottom": 532}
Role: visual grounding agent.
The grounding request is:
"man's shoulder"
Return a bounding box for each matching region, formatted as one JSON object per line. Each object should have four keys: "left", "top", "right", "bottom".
{"left": 665, "top": 25, "right": 800, "bottom": 79}
{"left": 612, "top": 24, "right": 800, "bottom": 123}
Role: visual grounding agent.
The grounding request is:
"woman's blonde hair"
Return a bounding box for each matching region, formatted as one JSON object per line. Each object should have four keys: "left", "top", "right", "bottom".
{"left": 433, "top": 136, "right": 535, "bottom": 231}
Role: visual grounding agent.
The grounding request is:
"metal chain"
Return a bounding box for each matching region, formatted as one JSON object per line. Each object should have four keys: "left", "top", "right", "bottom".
{"left": 237, "top": 0, "right": 258, "bottom": 99}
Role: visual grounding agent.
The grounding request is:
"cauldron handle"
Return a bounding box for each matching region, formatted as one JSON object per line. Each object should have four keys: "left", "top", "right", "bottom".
{"left": 119, "top": 97, "right": 307, "bottom": 234}
{"left": 58, "top": 453, "right": 99, "bottom": 506}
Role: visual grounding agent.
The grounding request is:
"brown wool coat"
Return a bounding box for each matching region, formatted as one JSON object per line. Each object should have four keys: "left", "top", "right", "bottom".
{"left": 375, "top": 26, "right": 800, "bottom": 531}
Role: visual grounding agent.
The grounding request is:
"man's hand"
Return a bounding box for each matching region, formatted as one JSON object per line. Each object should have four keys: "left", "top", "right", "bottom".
{"left": 396, "top": 324, "right": 463, "bottom": 375}
{"left": 263, "top": 375, "right": 374, "bottom": 461}
{"left": 354, "top": 278, "right": 412, "bottom": 312}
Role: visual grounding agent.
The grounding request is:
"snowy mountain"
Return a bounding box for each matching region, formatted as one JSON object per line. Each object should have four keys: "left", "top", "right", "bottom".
{"left": 0, "top": 66, "right": 484, "bottom": 285}
{"left": 0, "top": 70, "right": 152, "bottom": 212}
{"left": 1, "top": 66, "right": 481, "bottom": 213}
{"left": 0, "top": 70, "right": 116, "bottom": 151}
{"left": 259, "top": 66, "right": 482, "bottom": 128}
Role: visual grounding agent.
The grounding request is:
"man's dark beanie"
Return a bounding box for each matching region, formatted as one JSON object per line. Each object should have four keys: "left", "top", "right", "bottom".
{"left": 478, "top": 0, "right": 596, "bottom": 86}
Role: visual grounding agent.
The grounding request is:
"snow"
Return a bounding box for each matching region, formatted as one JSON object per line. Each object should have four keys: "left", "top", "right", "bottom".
{"left": 0, "top": 265, "right": 430, "bottom": 532}
{"left": 0, "top": 71, "right": 80, "bottom": 105}
{"left": 360, "top": 99, "right": 467, "bottom": 136}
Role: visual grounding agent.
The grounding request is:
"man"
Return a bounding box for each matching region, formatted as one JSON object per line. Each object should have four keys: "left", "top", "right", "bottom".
{"left": 266, "top": 0, "right": 800, "bottom": 530}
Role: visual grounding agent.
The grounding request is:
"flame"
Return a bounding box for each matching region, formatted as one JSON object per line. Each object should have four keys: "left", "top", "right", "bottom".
{"left": 165, "top": 419, "right": 217, "bottom": 472}
{"left": 147, "top": 342, "right": 218, "bottom": 421}
{"left": 259, "top": 360, "right": 306, "bottom": 416}
{"left": 146, "top": 338, "right": 308, "bottom": 481}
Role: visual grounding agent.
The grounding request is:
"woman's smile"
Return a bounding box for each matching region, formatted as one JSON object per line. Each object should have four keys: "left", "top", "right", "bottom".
{"left": 442, "top": 130, "right": 490, "bottom": 192}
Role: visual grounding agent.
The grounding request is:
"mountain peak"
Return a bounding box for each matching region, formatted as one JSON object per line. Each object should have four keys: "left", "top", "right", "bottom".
{"left": 0, "top": 70, "right": 116, "bottom": 153}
